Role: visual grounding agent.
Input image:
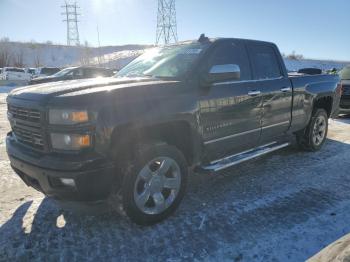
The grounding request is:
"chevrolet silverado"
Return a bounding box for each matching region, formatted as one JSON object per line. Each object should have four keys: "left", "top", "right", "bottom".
{"left": 6, "top": 36, "right": 341, "bottom": 225}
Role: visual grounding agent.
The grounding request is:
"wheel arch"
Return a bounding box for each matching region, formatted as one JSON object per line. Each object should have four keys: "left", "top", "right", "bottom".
{"left": 312, "top": 95, "right": 333, "bottom": 117}
{"left": 110, "top": 120, "right": 197, "bottom": 166}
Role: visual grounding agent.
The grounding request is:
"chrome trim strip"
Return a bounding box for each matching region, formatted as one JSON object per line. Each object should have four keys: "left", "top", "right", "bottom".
{"left": 248, "top": 90, "right": 261, "bottom": 96}
{"left": 204, "top": 127, "right": 261, "bottom": 145}
{"left": 204, "top": 121, "right": 290, "bottom": 145}
{"left": 262, "top": 121, "right": 290, "bottom": 130}
{"left": 281, "top": 87, "right": 292, "bottom": 92}
{"left": 212, "top": 76, "right": 284, "bottom": 86}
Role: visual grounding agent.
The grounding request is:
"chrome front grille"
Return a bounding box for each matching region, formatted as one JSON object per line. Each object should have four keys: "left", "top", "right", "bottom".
{"left": 8, "top": 105, "right": 41, "bottom": 122}
{"left": 8, "top": 104, "right": 45, "bottom": 151}
{"left": 12, "top": 125, "right": 44, "bottom": 149}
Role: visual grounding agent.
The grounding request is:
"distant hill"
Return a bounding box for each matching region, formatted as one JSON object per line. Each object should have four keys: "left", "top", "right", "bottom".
{"left": 0, "top": 40, "right": 348, "bottom": 71}
{"left": 284, "top": 58, "right": 349, "bottom": 72}
{"left": 0, "top": 40, "right": 150, "bottom": 69}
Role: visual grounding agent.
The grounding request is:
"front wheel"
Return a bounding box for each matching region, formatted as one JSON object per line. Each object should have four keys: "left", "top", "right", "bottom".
{"left": 120, "top": 144, "right": 188, "bottom": 225}
{"left": 296, "top": 108, "right": 328, "bottom": 151}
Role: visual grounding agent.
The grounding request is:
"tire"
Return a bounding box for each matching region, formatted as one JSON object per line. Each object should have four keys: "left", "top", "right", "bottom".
{"left": 296, "top": 108, "right": 328, "bottom": 151}
{"left": 120, "top": 143, "right": 188, "bottom": 225}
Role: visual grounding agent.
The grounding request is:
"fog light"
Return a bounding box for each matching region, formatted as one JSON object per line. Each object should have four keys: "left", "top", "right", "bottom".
{"left": 59, "top": 178, "right": 76, "bottom": 187}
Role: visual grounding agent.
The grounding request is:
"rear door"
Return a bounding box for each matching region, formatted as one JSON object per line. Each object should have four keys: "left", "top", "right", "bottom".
{"left": 199, "top": 40, "right": 262, "bottom": 160}
{"left": 247, "top": 43, "right": 292, "bottom": 143}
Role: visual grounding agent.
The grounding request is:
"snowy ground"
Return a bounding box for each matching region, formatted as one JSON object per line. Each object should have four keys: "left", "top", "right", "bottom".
{"left": 1, "top": 87, "right": 350, "bottom": 261}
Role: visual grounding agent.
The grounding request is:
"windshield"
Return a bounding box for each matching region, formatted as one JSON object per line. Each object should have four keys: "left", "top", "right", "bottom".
{"left": 116, "top": 43, "right": 209, "bottom": 78}
{"left": 52, "top": 68, "right": 74, "bottom": 77}
{"left": 340, "top": 66, "right": 350, "bottom": 80}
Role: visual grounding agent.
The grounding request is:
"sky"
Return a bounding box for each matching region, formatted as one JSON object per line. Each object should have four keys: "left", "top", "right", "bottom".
{"left": 0, "top": 0, "right": 349, "bottom": 61}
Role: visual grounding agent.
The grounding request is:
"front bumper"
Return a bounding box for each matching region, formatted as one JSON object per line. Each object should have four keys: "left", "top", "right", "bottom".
{"left": 6, "top": 132, "right": 116, "bottom": 202}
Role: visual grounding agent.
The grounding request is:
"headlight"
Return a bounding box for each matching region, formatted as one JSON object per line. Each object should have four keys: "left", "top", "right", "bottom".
{"left": 49, "top": 109, "right": 89, "bottom": 125}
{"left": 51, "top": 133, "right": 91, "bottom": 150}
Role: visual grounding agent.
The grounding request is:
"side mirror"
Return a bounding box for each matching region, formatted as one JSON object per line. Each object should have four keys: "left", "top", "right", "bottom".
{"left": 206, "top": 64, "right": 241, "bottom": 84}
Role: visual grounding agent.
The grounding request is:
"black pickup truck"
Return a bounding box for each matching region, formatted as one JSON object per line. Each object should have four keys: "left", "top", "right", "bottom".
{"left": 6, "top": 36, "right": 341, "bottom": 225}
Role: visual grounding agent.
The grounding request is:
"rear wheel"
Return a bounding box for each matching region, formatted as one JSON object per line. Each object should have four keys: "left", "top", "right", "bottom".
{"left": 120, "top": 144, "right": 188, "bottom": 225}
{"left": 296, "top": 108, "right": 328, "bottom": 151}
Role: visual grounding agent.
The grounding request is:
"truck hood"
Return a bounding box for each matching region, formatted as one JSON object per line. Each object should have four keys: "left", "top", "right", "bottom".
{"left": 8, "top": 77, "right": 171, "bottom": 102}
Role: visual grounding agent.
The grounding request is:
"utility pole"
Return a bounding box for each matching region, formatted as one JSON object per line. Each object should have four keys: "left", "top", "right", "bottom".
{"left": 156, "top": 0, "right": 178, "bottom": 45}
{"left": 97, "top": 25, "right": 102, "bottom": 66}
{"left": 61, "top": 1, "right": 80, "bottom": 46}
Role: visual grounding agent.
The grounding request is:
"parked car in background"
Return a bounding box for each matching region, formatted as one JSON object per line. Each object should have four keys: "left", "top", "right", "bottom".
{"left": 339, "top": 66, "right": 350, "bottom": 114}
{"left": 29, "top": 66, "right": 114, "bottom": 85}
{"left": 6, "top": 37, "right": 341, "bottom": 225}
{"left": 34, "top": 67, "right": 61, "bottom": 78}
{"left": 0, "top": 67, "right": 32, "bottom": 81}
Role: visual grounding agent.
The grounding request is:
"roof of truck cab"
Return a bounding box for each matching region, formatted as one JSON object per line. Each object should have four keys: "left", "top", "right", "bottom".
{"left": 175, "top": 37, "right": 276, "bottom": 47}
{"left": 213, "top": 37, "right": 276, "bottom": 46}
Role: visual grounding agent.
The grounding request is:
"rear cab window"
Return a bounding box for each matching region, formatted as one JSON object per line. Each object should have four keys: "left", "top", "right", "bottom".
{"left": 41, "top": 68, "right": 60, "bottom": 75}
{"left": 206, "top": 40, "right": 252, "bottom": 81}
{"left": 84, "top": 68, "right": 113, "bottom": 78}
{"left": 247, "top": 43, "right": 283, "bottom": 80}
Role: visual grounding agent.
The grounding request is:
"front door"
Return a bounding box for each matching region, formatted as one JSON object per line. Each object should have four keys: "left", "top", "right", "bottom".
{"left": 199, "top": 40, "right": 262, "bottom": 161}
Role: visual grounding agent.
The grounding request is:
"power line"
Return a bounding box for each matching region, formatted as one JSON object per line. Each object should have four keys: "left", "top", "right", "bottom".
{"left": 61, "top": 1, "right": 80, "bottom": 46}
{"left": 156, "top": 0, "right": 178, "bottom": 45}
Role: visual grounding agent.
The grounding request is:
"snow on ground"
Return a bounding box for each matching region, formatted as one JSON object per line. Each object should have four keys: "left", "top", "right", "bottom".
{"left": 1, "top": 87, "right": 350, "bottom": 260}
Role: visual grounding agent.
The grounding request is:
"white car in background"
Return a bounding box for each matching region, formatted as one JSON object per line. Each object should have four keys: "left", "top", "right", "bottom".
{"left": 0, "top": 67, "right": 32, "bottom": 81}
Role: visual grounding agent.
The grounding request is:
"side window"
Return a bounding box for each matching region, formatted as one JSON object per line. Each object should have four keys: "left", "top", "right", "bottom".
{"left": 207, "top": 41, "right": 251, "bottom": 81}
{"left": 84, "top": 68, "right": 106, "bottom": 78}
{"left": 67, "top": 69, "right": 83, "bottom": 77}
{"left": 100, "top": 70, "right": 112, "bottom": 77}
{"left": 83, "top": 68, "right": 94, "bottom": 77}
{"left": 249, "top": 45, "right": 282, "bottom": 80}
{"left": 73, "top": 68, "right": 83, "bottom": 77}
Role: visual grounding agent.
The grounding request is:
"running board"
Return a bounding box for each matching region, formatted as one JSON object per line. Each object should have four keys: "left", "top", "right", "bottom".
{"left": 197, "top": 142, "right": 290, "bottom": 173}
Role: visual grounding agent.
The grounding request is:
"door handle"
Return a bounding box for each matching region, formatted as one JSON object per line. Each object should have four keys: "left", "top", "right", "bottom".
{"left": 248, "top": 91, "right": 261, "bottom": 96}
{"left": 280, "top": 87, "right": 291, "bottom": 92}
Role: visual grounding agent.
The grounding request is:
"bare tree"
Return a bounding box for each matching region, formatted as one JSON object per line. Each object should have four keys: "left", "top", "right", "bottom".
{"left": 79, "top": 41, "right": 92, "bottom": 66}
{"left": 0, "top": 39, "right": 12, "bottom": 67}
{"left": 13, "top": 50, "right": 25, "bottom": 67}
{"left": 0, "top": 50, "right": 12, "bottom": 67}
{"left": 0, "top": 41, "right": 12, "bottom": 67}
{"left": 51, "top": 51, "right": 57, "bottom": 63}
{"left": 287, "top": 51, "right": 304, "bottom": 60}
{"left": 34, "top": 52, "right": 42, "bottom": 67}
{"left": 0, "top": 37, "right": 10, "bottom": 42}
